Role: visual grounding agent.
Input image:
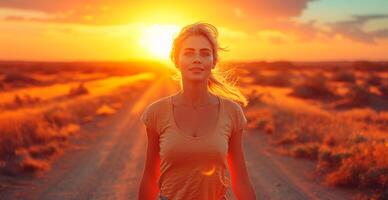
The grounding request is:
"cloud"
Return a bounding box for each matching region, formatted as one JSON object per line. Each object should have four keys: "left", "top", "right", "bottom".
{"left": 210, "top": 0, "right": 316, "bottom": 33}
{"left": 4, "top": 15, "right": 26, "bottom": 21}
{"left": 0, "top": 0, "right": 314, "bottom": 29}
{"left": 328, "top": 14, "right": 388, "bottom": 44}
{"left": 13, "top": 0, "right": 387, "bottom": 45}
{"left": 257, "top": 29, "right": 289, "bottom": 44}
{"left": 231, "top": 0, "right": 314, "bottom": 19}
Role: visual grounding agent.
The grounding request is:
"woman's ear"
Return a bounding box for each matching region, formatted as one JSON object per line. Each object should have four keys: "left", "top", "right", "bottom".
{"left": 211, "top": 61, "right": 216, "bottom": 69}
{"left": 212, "top": 57, "right": 217, "bottom": 69}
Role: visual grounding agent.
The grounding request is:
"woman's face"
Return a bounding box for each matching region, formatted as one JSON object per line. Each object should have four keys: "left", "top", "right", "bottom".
{"left": 176, "top": 35, "right": 215, "bottom": 82}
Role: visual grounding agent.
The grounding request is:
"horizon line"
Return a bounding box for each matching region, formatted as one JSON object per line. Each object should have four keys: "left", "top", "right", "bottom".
{"left": 0, "top": 59, "right": 388, "bottom": 64}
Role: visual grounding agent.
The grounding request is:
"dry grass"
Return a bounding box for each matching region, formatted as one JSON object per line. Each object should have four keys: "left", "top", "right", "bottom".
{"left": 331, "top": 70, "right": 356, "bottom": 83}
{"left": 246, "top": 97, "right": 387, "bottom": 199}
{"left": 252, "top": 71, "right": 292, "bottom": 87}
{"left": 0, "top": 92, "right": 129, "bottom": 176}
{"left": 289, "top": 72, "right": 338, "bottom": 100}
{"left": 331, "top": 83, "right": 380, "bottom": 109}
{"left": 246, "top": 106, "right": 275, "bottom": 135}
{"left": 13, "top": 94, "right": 41, "bottom": 106}
{"left": 0, "top": 80, "right": 139, "bottom": 177}
{"left": 96, "top": 104, "right": 117, "bottom": 116}
{"left": 365, "top": 73, "right": 382, "bottom": 86}
{"left": 378, "top": 83, "right": 388, "bottom": 97}
{"left": 246, "top": 89, "right": 264, "bottom": 107}
{"left": 242, "top": 62, "right": 388, "bottom": 199}
{"left": 68, "top": 82, "right": 89, "bottom": 97}
{"left": 290, "top": 143, "right": 320, "bottom": 160}
{"left": 3, "top": 73, "right": 40, "bottom": 87}
{"left": 0, "top": 104, "right": 81, "bottom": 176}
{"left": 0, "top": 61, "right": 156, "bottom": 177}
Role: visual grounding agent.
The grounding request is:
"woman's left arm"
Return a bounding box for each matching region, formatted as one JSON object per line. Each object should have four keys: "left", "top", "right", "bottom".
{"left": 227, "top": 128, "right": 257, "bottom": 200}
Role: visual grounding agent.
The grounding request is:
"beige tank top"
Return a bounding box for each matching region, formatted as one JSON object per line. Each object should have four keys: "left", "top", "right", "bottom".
{"left": 140, "top": 93, "right": 247, "bottom": 200}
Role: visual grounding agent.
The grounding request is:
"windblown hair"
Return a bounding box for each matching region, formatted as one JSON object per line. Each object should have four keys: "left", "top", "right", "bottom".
{"left": 170, "top": 22, "right": 248, "bottom": 107}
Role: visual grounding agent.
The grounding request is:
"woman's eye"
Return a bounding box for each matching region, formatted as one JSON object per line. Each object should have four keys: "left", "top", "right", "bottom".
{"left": 183, "top": 51, "right": 210, "bottom": 57}
{"left": 201, "top": 52, "right": 211, "bottom": 57}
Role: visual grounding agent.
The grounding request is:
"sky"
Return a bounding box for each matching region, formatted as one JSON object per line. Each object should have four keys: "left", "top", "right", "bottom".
{"left": 0, "top": 0, "right": 387, "bottom": 62}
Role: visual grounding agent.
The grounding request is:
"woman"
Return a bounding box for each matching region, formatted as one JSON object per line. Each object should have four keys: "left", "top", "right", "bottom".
{"left": 138, "top": 22, "right": 256, "bottom": 200}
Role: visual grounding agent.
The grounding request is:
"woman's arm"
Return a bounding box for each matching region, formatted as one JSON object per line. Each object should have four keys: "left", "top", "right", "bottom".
{"left": 138, "top": 127, "right": 161, "bottom": 200}
{"left": 227, "top": 128, "right": 257, "bottom": 200}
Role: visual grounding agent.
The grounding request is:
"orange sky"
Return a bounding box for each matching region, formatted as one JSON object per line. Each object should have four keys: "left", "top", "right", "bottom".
{"left": 0, "top": 0, "right": 387, "bottom": 62}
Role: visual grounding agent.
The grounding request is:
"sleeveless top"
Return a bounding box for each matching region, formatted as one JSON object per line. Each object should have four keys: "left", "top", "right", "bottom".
{"left": 140, "top": 93, "right": 248, "bottom": 200}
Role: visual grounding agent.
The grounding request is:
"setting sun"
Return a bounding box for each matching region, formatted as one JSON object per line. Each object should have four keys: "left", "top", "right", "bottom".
{"left": 139, "top": 24, "right": 180, "bottom": 60}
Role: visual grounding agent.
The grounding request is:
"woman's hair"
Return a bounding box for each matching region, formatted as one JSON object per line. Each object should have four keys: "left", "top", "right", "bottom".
{"left": 170, "top": 22, "right": 248, "bottom": 107}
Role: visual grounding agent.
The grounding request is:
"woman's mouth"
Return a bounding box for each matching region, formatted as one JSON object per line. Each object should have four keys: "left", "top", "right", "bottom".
{"left": 189, "top": 67, "right": 204, "bottom": 72}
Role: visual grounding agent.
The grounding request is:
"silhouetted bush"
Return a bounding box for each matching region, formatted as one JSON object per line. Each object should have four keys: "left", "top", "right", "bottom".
{"left": 68, "top": 82, "right": 89, "bottom": 97}
{"left": 332, "top": 84, "right": 375, "bottom": 109}
{"left": 352, "top": 61, "right": 387, "bottom": 72}
{"left": 247, "top": 89, "right": 264, "bottom": 107}
{"left": 332, "top": 70, "right": 356, "bottom": 83}
{"left": 289, "top": 72, "right": 337, "bottom": 100}
{"left": 378, "top": 83, "right": 388, "bottom": 97}
{"left": 324, "top": 143, "right": 387, "bottom": 191}
{"left": 365, "top": 73, "right": 382, "bottom": 86}
{"left": 3, "top": 73, "right": 39, "bottom": 85}
{"left": 13, "top": 94, "right": 41, "bottom": 106}
{"left": 290, "top": 143, "right": 320, "bottom": 160}
{"left": 253, "top": 72, "right": 292, "bottom": 87}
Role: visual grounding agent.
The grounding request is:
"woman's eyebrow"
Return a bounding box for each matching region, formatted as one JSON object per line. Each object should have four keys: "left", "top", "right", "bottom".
{"left": 183, "top": 48, "right": 212, "bottom": 51}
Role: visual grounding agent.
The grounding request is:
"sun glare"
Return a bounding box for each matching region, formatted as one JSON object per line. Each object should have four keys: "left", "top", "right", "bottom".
{"left": 139, "top": 24, "right": 180, "bottom": 60}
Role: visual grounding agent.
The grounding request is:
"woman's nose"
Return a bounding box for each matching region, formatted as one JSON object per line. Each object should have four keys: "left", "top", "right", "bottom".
{"left": 192, "top": 53, "right": 202, "bottom": 63}
{"left": 193, "top": 59, "right": 201, "bottom": 64}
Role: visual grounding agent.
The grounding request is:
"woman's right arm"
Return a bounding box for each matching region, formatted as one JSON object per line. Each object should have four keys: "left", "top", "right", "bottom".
{"left": 138, "top": 127, "right": 161, "bottom": 200}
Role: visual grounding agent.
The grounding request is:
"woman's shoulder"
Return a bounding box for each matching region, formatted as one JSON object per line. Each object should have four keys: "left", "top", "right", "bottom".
{"left": 143, "top": 95, "right": 172, "bottom": 113}
{"left": 221, "top": 96, "right": 244, "bottom": 112}
{"left": 220, "top": 96, "right": 246, "bottom": 120}
{"left": 220, "top": 96, "right": 247, "bottom": 131}
{"left": 140, "top": 95, "right": 172, "bottom": 131}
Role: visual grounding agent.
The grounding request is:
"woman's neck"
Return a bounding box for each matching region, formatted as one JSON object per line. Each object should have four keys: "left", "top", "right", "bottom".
{"left": 178, "top": 81, "right": 215, "bottom": 106}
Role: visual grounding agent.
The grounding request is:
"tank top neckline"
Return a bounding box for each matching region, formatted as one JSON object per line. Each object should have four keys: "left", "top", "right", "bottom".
{"left": 169, "top": 92, "right": 223, "bottom": 140}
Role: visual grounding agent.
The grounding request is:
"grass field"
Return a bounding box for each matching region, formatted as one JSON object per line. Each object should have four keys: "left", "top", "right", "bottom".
{"left": 1, "top": 60, "right": 387, "bottom": 199}
{"left": 236, "top": 61, "right": 388, "bottom": 200}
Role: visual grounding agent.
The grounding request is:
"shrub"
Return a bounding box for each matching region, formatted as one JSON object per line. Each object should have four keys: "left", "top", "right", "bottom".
{"left": 332, "top": 70, "right": 356, "bottom": 83}
{"left": 253, "top": 72, "right": 292, "bottom": 87}
{"left": 290, "top": 143, "right": 320, "bottom": 160}
{"left": 324, "top": 143, "right": 388, "bottom": 191}
{"left": 289, "top": 72, "right": 337, "bottom": 100}
{"left": 365, "top": 74, "right": 382, "bottom": 86}
{"left": 68, "top": 82, "right": 89, "bottom": 97}
{"left": 13, "top": 94, "right": 41, "bottom": 106}
{"left": 317, "top": 149, "right": 352, "bottom": 173}
{"left": 3, "top": 73, "right": 40, "bottom": 87}
{"left": 378, "top": 83, "right": 388, "bottom": 97}
{"left": 332, "top": 83, "right": 375, "bottom": 109}
{"left": 247, "top": 89, "right": 264, "bottom": 107}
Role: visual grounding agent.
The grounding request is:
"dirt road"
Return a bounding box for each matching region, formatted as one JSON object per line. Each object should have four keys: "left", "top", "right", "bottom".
{"left": 0, "top": 78, "right": 355, "bottom": 200}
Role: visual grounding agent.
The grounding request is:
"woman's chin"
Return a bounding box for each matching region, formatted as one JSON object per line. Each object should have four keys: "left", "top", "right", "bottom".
{"left": 186, "top": 76, "right": 207, "bottom": 82}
